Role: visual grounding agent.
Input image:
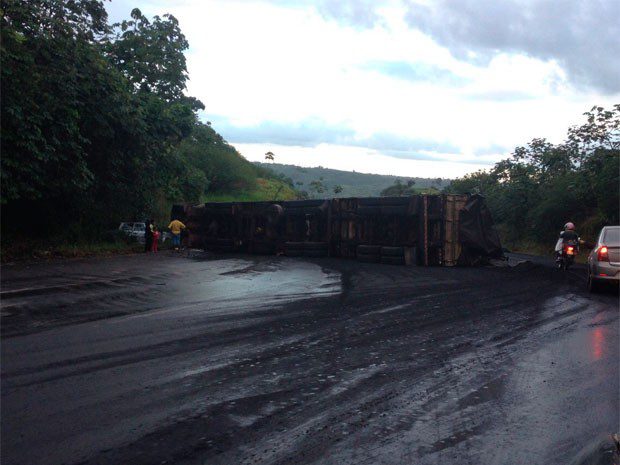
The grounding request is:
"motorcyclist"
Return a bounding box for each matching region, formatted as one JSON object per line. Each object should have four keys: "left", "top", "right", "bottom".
{"left": 555, "top": 222, "right": 579, "bottom": 258}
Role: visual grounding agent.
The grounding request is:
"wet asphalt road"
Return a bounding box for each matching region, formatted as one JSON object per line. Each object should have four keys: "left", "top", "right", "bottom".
{"left": 1, "top": 253, "right": 618, "bottom": 465}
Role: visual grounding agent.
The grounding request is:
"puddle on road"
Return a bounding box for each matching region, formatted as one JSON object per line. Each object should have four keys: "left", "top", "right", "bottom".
{"left": 101, "top": 258, "right": 342, "bottom": 325}
{"left": 186, "top": 258, "right": 342, "bottom": 313}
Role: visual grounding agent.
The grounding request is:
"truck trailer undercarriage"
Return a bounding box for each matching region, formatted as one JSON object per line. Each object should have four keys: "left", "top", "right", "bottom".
{"left": 172, "top": 194, "right": 502, "bottom": 266}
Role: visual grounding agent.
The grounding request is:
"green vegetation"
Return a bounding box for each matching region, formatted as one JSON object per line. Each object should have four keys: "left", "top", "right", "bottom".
{"left": 379, "top": 178, "right": 440, "bottom": 196}
{"left": 380, "top": 179, "right": 418, "bottom": 196}
{"left": 0, "top": 0, "right": 291, "bottom": 256}
{"left": 255, "top": 163, "right": 448, "bottom": 198}
{"left": 202, "top": 178, "right": 298, "bottom": 203}
{"left": 448, "top": 105, "right": 620, "bottom": 251}
{"left": 0, "top": 239, "right": 144, "bottom": 263}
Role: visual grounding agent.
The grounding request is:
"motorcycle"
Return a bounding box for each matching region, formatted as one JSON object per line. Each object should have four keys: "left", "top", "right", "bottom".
{"left": 556, "top": 240, "right": 579, "bottom": 270}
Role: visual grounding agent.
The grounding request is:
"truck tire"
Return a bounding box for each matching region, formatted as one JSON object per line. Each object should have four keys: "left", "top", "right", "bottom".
{"left": 357, "top": 245, "right": 381, "bottom": 255}
{"left": 304, "top": 241, "right": 328, "bottom": 251}
{"left": 381, "top": 246, "right": 405, "bottom": 257}
{"left": 381, "top": 255, "right": 405, "bottom": 265}
{"left": 357, "top": 252, "right": 380, "bottom": 263}
{"left": 285, "top": 242, "right": 306, "bottom": 249}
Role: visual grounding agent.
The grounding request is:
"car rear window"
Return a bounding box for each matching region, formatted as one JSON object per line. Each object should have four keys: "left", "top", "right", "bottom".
{"left": 603, "top": 228, "right": 620, "bottom": 245}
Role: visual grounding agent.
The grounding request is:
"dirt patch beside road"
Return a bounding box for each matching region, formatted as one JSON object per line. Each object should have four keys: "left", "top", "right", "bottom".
{"left": 1, "top": 253, "right": 618, "bottom": 465}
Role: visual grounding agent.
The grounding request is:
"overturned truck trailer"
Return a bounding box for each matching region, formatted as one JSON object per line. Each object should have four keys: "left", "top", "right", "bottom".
{"left": 171, "top": 194, "right": 502, "bottom": 266}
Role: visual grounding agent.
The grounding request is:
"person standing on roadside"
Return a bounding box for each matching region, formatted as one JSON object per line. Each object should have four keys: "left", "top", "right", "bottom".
{"left": 168, "top": 218, "right": 186, "bottom": 251}
{"left": 151, "top": 227, "right": 160, "bottom": 253}
{"left": 144, "top": 219, "right": 154, "bottom": 253}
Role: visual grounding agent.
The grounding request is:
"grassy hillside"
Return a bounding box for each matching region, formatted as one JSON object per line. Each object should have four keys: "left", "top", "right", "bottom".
{"left": 202, "top": 178, "right": 298, "bottom": 203}
{"left": 255, "top": 162, "right": 449, "bottom": 198}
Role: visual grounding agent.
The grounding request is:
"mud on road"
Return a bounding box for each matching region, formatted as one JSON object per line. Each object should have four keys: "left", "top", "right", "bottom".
{"left": 1, "top": 253, "right": 618, "bottom": 465}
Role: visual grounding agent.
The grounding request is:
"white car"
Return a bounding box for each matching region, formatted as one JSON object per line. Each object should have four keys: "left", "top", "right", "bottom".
{"left": 118, "top": 222, "right": 146, "bottom": 243}
{"left": 587, "top": 225, "right": 620, "bottom": 292}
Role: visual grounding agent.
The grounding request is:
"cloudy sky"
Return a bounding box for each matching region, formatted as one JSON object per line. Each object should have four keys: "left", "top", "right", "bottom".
{"left": 106, "top": 0, "right": 619, "bottom": 178}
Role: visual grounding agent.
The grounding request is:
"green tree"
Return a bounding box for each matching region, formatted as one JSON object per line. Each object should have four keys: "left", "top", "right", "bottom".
{"left": 567, "top": 105, "right": 620, "bottom": 156}
{"left": 448, "top": 104, "right": 619, "bottom": 245}
{"left": 1, "top": 0, "right": 206, "bottom": 239}
{"left": 309, "top": 177, "right": 327, "bottom": 196}
{"left": 1, "top": 0, "right": 110, "bottom": 204}
{"left": 107, "top": 8, "right": 190, "bottom": 102}
{"left": 380, "top": 179, "right": 416, "bottom": 196}
{"left": 174, "top": 123, "right": 258, "bottom": 195}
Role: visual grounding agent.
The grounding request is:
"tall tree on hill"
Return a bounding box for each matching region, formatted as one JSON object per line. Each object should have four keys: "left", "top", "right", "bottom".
{"left": 108, "top": 8, "right": 188, "bottom": 101}
{"left": 309, "top": 177, "right": 327, "bottom": 196}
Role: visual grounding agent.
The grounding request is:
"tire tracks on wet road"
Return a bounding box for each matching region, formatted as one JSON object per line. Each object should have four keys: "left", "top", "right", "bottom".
{"left": 1, "top": 253, "right": 617, "bottom": 465}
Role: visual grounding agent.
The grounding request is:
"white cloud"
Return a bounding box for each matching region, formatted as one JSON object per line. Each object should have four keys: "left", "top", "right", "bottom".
{"left": 106, "top": 0, "right": 620, "bottom": 178}
{"left": 236, "top": 143, "right": 491, "bottom": 178}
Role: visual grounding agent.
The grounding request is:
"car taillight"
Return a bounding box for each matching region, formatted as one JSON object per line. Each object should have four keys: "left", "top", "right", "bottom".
{"left": 597, "top": 245, "right": 609, "bottom": 262}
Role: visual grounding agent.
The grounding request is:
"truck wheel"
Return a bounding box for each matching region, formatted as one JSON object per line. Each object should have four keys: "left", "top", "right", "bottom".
{"left": 381, "top": 246, "right": 405, "bottom": 257}
{"left": 357, "top": 252, "right": 380, "bottom": 263}
{"left": 304, "top": 242, "right": 328, "bottom": 251}
{"left": 381, "top": 255, "right": 405, "bottom": 265}
{"left": 357, "top": 245, "right": 381, "bottom": 255}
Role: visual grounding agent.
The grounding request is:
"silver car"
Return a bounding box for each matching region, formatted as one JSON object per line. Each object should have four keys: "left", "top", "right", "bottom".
{"left": 118, "top": 222, "right": 146, "bottom": 243}
{"left": 587, "top": 225, "right": 620, "bottom": 292}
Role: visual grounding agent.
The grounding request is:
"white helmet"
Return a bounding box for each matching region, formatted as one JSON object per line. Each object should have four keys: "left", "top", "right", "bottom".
{"left": 564, "top": 222, "right": 575, "bottom": 231}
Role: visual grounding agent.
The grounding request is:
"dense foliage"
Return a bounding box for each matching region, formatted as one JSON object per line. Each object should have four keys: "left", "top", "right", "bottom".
{"left": 0, "top": 0, "right": 277, "bottom": 241}
{"left": 448, "top": 105, "right": 620, "bottom": 245}
{"left": 380, "top": 179, "right": 417, "bottom": 196}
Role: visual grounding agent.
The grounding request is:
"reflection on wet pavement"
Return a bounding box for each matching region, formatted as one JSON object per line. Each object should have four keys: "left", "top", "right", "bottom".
{"left": 1, "top": 254, "right": 618, "bottom": 465}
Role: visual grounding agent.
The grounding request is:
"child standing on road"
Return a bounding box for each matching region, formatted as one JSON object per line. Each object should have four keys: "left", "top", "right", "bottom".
{"left": 151, "top": 228, "right": 160, "bottom": 253}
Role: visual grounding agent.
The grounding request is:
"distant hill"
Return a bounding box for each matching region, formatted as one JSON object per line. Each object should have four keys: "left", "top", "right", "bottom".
{"left": 254, "top": 162, "right": 449, "bottom": 198}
